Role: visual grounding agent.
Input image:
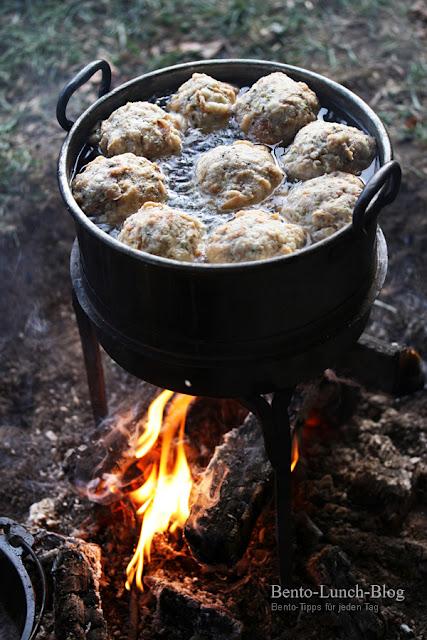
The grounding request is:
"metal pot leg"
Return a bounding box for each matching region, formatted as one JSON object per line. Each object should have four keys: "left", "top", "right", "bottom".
{"left": 72, "top": 289, "right": 108, "bottom": 424}
{"left": 240, "top": 389, "right": 294, "bottom": 586}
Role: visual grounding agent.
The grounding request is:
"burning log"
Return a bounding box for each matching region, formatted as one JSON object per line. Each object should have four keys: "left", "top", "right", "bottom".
{"left": 146, "top": 572, "right": 243, "bottom": 640}
{"left": 337, "top": 334, "right": 425, "bottom": 396}
{"left": 185, "top": 372, "right": 362, "bottom": 567}
{"left": 52, "top": 541, "right": 109, "bottom": 640}
{"left": 184, "top": 397, "right": 248, "bottom": 466}
{"left": 65, "top": 388, "right": 244, "bottom": 504}
{"left": 33, "top": 530, "right": 110, "bottom": 640}
{"left": 185, "top": 413, "right": 272, "bottom": 566}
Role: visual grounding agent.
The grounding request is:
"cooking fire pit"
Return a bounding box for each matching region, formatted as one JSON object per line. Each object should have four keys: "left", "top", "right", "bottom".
{"left": 56, "top": 58, "right": 402, "bottom": 585}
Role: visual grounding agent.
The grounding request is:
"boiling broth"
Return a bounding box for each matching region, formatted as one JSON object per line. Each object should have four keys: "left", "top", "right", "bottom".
{"left": 74, "top": 87, "right": 379, "bottom": 245}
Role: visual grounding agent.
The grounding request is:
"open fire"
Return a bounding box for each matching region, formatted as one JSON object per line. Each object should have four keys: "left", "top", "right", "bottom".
{"left": 125, "top": 390, "right": 195, "bottom": 590}
{"left": 112, "top": 391, "right": 302, "bottom": 590}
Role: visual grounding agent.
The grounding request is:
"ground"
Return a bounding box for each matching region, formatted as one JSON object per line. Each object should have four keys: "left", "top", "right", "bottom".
{"left": 0, "top": 1, "right": 426, "bottom": 639}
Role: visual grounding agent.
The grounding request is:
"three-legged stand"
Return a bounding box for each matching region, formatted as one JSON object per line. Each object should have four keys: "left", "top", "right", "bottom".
{"left": 240, "top": 391, "right": 294, "bottom": 586}
{"left": 72, "top": 291, "right": 295, "bottom": 585}
{"left": 72, "top": 290, "right": 108, "bottom": 424}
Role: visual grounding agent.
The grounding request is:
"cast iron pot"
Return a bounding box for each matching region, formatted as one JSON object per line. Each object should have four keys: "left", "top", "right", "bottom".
{"left": 0, "top": 519, "right": 46, "bottom": 640}
{"left": 57, "top": 59, "right": 401, "bottom": 397}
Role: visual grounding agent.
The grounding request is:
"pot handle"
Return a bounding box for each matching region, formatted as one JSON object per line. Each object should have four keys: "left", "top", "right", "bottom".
{"left": 0, "top": 517, "right": 47, "bottom": 640}
{"left": 56, "top": 59, "right": 112, "bottom": 132}
{"left": 352, "top": 160, "right": 401, "bottom": 232}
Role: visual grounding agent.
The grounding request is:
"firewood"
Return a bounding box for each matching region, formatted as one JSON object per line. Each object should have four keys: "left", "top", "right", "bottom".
{"left": 146, "top": 573, "right": 243, "bottom": 640}
{"left": 65, "top": 389, "right": 244, "bottom": 502}
{"left": 185, "top": 413, "right": 272, "bottom": 566}
{"left": 52, "top": 540, "right": 110, "bottom": 640}
{"left": 298, "top": 369, "right": 362, "bottom": 427}
{"left": 33, "top": 530, "right": 110, "bottom": 640}
{"left": 336, "top": 334, "right": 424, "bottom": 396}
{"left": 185, "top": 373, "right": 362, "bottom": 567}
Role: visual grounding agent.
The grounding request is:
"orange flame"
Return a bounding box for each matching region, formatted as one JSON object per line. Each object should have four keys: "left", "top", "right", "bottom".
{"left": 125, "top": 390, "right": 194, "bottom": 591}
{"left": 125, "top": 392, "right": 302, "bottom": 589}
{"left": 290, "top": 433, "right": 299, "bottom": 472}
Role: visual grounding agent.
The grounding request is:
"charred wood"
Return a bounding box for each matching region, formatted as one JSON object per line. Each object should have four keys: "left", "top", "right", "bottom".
{"left": 337, "top": 334, "right": 425, "bottom": 396}
{"left": 298, "top": 369, "right": 362, "bottom": 428}
{"left": 52, "top": 542, "right": 109, "bottom": 640}
{"left": 65, "top": 389, "right": 244, "bottom": 503}
{"left": 295, "top": 512, "right": 324, "bottom": 552}
{"left": 185, "top": 413, "right": 272, "bottom": 566}
{"left": 33, "top": 530, "right": 110, "bottom": 640}
{"left": 328, "top": 526, "right": 427, "bottom": 580}
{"left": 337, "top": 428, "right": 421, "bottom": 527}
{"left": 186, "top": 373, "right": 362, "bottom": 567}
{"left": 146, "top": 573, "right": 243, "bottom": 640}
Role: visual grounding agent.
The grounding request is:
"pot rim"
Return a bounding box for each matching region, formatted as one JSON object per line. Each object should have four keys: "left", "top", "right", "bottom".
{"left": 58, "top": 58, "right": 392, "bottom": 272}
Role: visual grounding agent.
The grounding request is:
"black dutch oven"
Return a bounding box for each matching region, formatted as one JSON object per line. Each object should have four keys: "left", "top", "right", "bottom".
{"left": 0, "top": 518, "right": 46, "bottom": 640}
{"left": 57, "top": 59, "right": 401, "bottom": 397}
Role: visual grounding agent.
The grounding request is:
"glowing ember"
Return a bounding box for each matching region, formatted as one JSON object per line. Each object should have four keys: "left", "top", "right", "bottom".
{"left": 305, "top": 410, "right": 321, "bottom": 428}
{"left": 126, "top": 390, "right": 195, "bottom": 591}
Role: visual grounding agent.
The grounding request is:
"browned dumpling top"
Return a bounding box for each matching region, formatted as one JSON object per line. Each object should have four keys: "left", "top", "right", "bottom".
{"left": 169, "top": 73, "right": 237, "bottom": 131}
{"left": 283, "top": 172, "right": 364, "bottom": 241}
{"left": 234, "top": 72, "right": 319, "bottom": 145}
{"left": 196, "top": 140, "right": 284, "bottom": 211}
{"left": 72, "top": 153, "right": 167, "bottom": 226}
{"left": 99, "top": 101, "right": 183, "bottom": 160}
{"left": 206, "top": 209, "right": 306, "bottom": 263}
{"left": 118, "top": 202, "right": 205, "bottom": 262}
{"left": 282, "top": 120, "right": 376, "bottom": 181}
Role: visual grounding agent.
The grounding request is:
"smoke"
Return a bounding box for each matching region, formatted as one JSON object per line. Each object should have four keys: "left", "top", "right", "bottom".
{"left": 69, "top": 386, "right": 159, "bottom": 504}
{"left": 188, "top": 429, "right": 234, "bottom": 518}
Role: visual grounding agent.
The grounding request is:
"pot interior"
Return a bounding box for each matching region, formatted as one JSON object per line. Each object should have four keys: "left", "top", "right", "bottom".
{"left": 60, "top": 59, "right": 392, "bottom": 273}
{"left": 65, "top": 58, "right": 391, "bottom": 183}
